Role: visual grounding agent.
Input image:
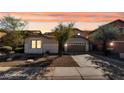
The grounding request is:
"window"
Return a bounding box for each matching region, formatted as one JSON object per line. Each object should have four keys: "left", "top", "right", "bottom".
{"left": 37, "top": 40, "right": 41, "bottom": 48}
{"left": 32, "top": 40, "right": 36, "bottom": 48}
{"left": 31, "top": 40, "right": 42, "bottom": 48}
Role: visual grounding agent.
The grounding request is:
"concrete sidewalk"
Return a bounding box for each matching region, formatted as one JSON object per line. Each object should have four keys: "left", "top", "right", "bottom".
{"left": 0, "top": 67, "right": 107, "bottom": 80}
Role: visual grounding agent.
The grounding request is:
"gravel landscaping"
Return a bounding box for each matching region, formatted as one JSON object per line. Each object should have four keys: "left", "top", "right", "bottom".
{"left": 0, "top": 55, "right": 79, "bottom": 67}
{"left": 84, "top": 55, "right": 124, "bottom": 79}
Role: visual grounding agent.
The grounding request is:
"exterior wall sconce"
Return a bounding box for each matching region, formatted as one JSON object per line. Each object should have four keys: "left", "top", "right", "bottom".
{"left": 77, "top": 33, "right": 80, "bottom": 36}
{"left": 64, "top": 43, "right": 68, "bottom": 47}
{"left": 110, "top": 42, "right": 114, "bottom": 46}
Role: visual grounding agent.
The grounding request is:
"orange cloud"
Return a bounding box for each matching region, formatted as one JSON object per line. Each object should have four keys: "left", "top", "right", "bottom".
{"left": 0, "top": 12, "right": 124, "bottom": 22}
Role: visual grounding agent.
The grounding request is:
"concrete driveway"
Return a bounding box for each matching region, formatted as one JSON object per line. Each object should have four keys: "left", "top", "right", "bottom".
{"left": 72, "top": 54, "right": 107, "bottom": 80}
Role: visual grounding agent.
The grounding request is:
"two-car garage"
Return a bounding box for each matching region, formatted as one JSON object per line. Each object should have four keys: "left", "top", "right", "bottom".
{"left": 66, "top": 43, "right": 86, "bottom": 52}
{"left": 65, "top": 36, "right": 90, "bottom": 53}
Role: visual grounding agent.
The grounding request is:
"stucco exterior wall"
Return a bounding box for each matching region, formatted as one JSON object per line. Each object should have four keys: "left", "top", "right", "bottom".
{"left": 85, "top": 42, "right": 89, "bottom": 52}
{"left": 24, "top": 37, "right": 43, "bottom": 54}
{"left": 43, "top": 44, "right": 58, "bottom": 53}
{"left": 67, "top": 37, "right": 87, "bottom": 43}
{"left": 120, "top": 53, "right": 124, "bottom": 58}
{"left": 113, "top": 41, "right": 124, "bottom": 53}
{"left": 112, "top": 41, "right": 124, "bottom": 58}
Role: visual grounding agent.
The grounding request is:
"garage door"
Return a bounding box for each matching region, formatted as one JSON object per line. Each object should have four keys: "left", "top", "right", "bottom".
{"left": 67, "top": 43, "right": 86, "bottom": 52}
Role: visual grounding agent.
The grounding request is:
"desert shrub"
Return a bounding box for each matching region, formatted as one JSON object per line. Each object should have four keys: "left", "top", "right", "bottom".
{"left": 0, "top": 46, "right": 12, "bottom": 54}
{"left": 1, "top": 31, "right": 24, "bottom": 51}
{"left": 15, "top": 47, "right": 24, "bottom": 53}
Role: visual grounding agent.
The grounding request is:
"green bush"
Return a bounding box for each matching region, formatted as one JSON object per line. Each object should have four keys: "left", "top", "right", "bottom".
{"left": 15, "top": 47, "right": 24, "bottom": 53}
{"left": 0, "top": 46, "right": 12, "bottom": 54}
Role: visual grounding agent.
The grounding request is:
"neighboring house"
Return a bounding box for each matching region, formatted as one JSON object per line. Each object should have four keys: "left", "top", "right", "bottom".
{"left": 44, "top": 28, "right": 92, "bottom": 38}
{"left": 24, "top": 30, "right": 91, "bottom": 54}
{"left": 92, "top": 19, "right": 124, "bottom": 34}
{"left": 73, "top": 28, "right": 92, "bottom": 38}
{"left": 90, "top": 19, "right": 124, "bottom": 51}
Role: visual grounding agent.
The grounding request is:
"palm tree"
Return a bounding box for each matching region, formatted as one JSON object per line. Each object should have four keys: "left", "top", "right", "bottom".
{"left": 89, "top": 26, "right": 119, "bottom": 56}
{"left": 53, "top": 23, "right": 74, "bottom": 56}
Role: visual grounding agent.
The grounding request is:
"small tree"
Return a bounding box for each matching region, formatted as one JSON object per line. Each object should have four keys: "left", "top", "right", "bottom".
{"left": 1, "top": 31, "right": 23, "bottom": 50}
{"left": 0, "top": 15, "right": 27, "bottom": 31}
{"left": 53, "top": 23, "right": 74, "bottom": 56}
{"left": 90, "top": 26, "right": 119, "bottom": 56}
{"left": 0, "top": 16, "right": 27, "bottom": 51}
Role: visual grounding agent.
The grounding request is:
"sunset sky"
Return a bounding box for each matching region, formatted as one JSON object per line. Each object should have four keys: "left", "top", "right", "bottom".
{"left": 0, "top": 12, "right": 124, "bottom": 33}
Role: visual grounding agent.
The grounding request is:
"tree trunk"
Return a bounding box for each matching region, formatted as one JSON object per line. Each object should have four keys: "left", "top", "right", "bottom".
{"left": 12, "top": 46, "right": 16, "bottom": 51}
{"left": 62, "top": 44, "right": 65, "bottom": 52}
{"left": 102, "top": 40, "right": 108, "bottom": 56}
{"left": 58, "top": 41, "right": 63, "bottom": 57}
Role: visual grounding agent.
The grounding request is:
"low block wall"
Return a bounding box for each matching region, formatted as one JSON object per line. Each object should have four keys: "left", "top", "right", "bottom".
{"left": 120, "top": 53, "right": 124, "bottom": 58}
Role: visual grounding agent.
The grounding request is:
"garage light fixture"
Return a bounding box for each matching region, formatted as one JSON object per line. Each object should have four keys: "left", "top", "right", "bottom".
{"left": 77, "top": 33, "right": 80, "bottom": 36}
{"left": 64, "top": 43, "right": 68, "bottom": 47}
{"left": 110, "top": 42, "right": 114, "bottom": 46}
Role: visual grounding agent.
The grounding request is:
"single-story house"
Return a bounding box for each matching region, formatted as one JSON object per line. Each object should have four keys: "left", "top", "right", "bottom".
{"left": 24, "top": 31, "right": 91, "bottom": 54}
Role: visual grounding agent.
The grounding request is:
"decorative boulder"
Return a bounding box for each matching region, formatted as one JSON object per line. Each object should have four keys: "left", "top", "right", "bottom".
{"left": 26, "top": 59, "right": 34, "bottom": 63}
{"left": 6, "top": 57, "right": 13, "bottom": 61}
